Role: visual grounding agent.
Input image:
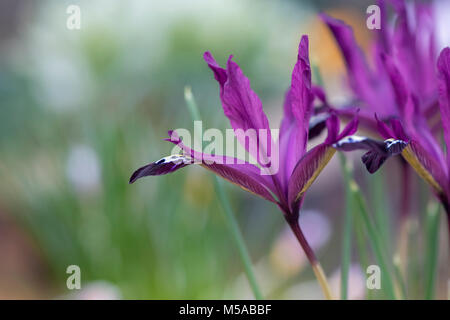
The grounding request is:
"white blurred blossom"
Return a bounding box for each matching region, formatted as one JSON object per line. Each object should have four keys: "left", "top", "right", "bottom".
{"left": 70, "top": 281, "right": 121, "bottom": 300}
{"left": 66, "top": 144, "right": 101, "bottom": 194}
{"left": 329, "top": 264, "right": 365, "bottom": 300}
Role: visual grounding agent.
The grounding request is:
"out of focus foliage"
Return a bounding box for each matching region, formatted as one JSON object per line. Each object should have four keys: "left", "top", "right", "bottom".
{"left": 1, "top": 0, "right": 445, "bottom": 299}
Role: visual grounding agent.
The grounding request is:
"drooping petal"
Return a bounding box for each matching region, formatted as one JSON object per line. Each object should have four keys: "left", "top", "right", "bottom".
{"left": 129, "top": 155, "right": 192, "bottom": 183}
{"left": 333, "top": 135, "right": 407, "bottom": 173}
{"left": 375, "top": 113, "right": 449, "bottom": 192}
{"left": 437, "top": 47, "right": 450, "bottom": 174}
{"left": 278, "top": 36, "right": 314, "bottom": 186}
{"left": 333, "top": 135, "right": 386, "bottom": 153}
{"left": 166, "top": 130, "right": 278, "bottom": 203}
{"left": 287, "top": 143, "right": 336, "bottom": 211}
{"left": 204, "top": 52, "right": 274, "bottom": 168}
{"left": 376, "top": 115, "right": 447, "bottom": 177}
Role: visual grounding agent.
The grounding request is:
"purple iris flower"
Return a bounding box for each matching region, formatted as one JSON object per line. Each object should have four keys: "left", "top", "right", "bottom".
{"left": 321, "top": 0, "right": 450, "bottom": 225}
{"left": 130, "top": 36, "right": 358, "bottom": 299}
{"left": 367, "top": 48, "right": 450, "bottom": 216}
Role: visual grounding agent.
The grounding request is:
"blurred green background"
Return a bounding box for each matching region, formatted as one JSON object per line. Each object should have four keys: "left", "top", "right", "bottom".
{"left": 1, "top": 0, "right": 445, "bottom": 299}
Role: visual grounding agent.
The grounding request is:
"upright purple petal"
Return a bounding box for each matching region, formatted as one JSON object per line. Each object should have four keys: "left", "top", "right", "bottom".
{"left": 390, "top": 0, "right": 437, "bottom": 104}
{"left": 203, "top": 51, "right": 227, "bottom": 86}
{"left": 204, "top": 52, "right": 274, "bottom": 169}
{"left": 321, "top": 13, "right": 396, "bottom": 118}
{"left": 320, "top": 15, "right": 377, "bottom": 110}
{"left": 380, "top": 53, "right": 408, "bottom": 114}
{"left": 278, "top": 36, "right": 314, "bottom": 186}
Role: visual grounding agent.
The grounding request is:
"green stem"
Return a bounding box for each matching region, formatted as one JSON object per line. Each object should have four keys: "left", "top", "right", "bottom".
{"left": 349, "top": 179, "right": 397, "bottom": 299}
{"left": 184, "top": 86, "right": 263, "bottom": 300}
{"left": 352, "top": 207, "right": 373, "bottom": 299}
{"left": 287, "top": 217, "right": 334, "bottom": 300}
{"left": 424, "top": 202, "right": 440, "bottom": 299}
{"left": 371, "top": 171, "right": 390, "bottom": 249}
{"left": 392, "top": 255, "right": 408, "bottom": 299}
{"left": 214, "top": 178, "right": 263, "bottom": 299}
{"left": 338, "top": 153, "right": 353, "bottom": 300}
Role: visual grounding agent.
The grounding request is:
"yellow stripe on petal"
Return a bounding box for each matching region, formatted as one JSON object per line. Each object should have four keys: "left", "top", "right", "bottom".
{"left": 295, "top": 147, "right": 336, "bottom": 202}
{"left": 401, "top": 145, "right": 443, "bottom": 195}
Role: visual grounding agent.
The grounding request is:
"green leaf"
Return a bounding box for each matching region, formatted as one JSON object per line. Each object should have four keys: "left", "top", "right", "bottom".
{"left": 349, "top": 178, "right": 397, "bottom": 299}
{"left": 338, "top": 153, "right": 353, "bottom": 300}
{"left": 424, "top": 202, "right": 441, "bottom": 299}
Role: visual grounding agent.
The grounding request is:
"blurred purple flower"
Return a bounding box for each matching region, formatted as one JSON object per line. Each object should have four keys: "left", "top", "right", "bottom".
{"left": 322, "top": 0, "right": 450, "bottom": 223}
{"left": 315, "top": 1, "right": 438, "bottom": 173}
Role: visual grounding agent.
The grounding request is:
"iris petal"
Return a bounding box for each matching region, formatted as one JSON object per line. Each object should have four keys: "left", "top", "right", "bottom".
{"left": 166, "top": 130, "right": 278, "bottom": 203}
{"left": 129, "top": 155, "right": 192, "bottom": 183}
{"left": 204, "top": 52, "right": 274, "bottom": 169}
{"left": 333, "top": 135, "right": 407, "bottom": 173}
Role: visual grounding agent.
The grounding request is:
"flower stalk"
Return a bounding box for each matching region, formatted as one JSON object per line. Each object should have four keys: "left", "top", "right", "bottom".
{"left": 286, "top": 215, "right": 334, "bottom": 300}
{"left": 338, "top": 153, "right": 353, "bottom": 300}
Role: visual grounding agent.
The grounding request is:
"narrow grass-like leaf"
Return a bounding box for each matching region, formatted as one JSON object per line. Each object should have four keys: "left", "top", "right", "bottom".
{"left": 424, "top": 202, "right": 440, "bottom": 299}
{"left": 349, "top": 179, "right": 397, "bottom": 299}
{"left": 392, "top": 255, "right": 408, "bottom": 299}
{"left": 338, "top": 153, "right": 353, "bottom": 300}
{"left": 371, "top": 171, "right": 390, "bottom": 249}
{"left": 352, "top": 208, "right": 374, "bottom": 299}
